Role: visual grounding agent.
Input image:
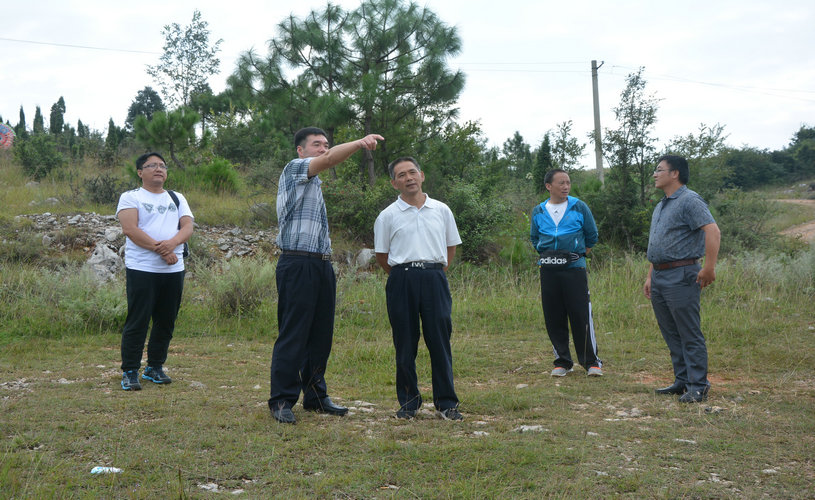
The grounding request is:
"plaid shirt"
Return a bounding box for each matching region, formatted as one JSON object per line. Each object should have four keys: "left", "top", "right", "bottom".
{"left": 275, "top": 158, "right": 331, "bottom": 254}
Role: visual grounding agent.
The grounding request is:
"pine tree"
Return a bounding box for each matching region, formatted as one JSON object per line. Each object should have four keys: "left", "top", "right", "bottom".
{"left": 49, "top": 97, "right": 66, "bottom": 136}
{"left": 534, "top": 134, "right": 553, "bottom": 194}
{"left": 16, "top": 106, "right": 28, "bottom": 139}
{"left": 33, "top": 106, "right": 45, "bottom": 135}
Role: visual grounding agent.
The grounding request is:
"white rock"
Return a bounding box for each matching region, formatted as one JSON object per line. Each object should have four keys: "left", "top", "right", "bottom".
{"left": 355, "top": 248, "right": 376, "bottom": 268}
{"left": 104, "top": 227, "right": 122, "bottom": 242}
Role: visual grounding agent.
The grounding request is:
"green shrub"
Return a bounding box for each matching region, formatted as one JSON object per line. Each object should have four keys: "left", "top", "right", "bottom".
{"left": 444, "top": 181, "right": 510, "bottom": 262}
{"left": 322, "top": 177, "right": 395, "bottom": 243}
{"left": 84, "top": 172, "right": 132, "bottom": 205}
{"left": 710, "top": 188, "right": 780, "bottom": 254}
{"left": 167, "top": 157, "right": 242, "bottom": 193}
{"left": 197, "top": 257, "right": 277, "bottom": 316}
{"left": 14, "top": 135, "right": 66, "bottom": 180}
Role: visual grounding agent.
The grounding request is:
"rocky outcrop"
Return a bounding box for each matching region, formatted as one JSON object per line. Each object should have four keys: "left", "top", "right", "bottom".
{"left": 13, "top": 212, "right": 378, "bottom": 282}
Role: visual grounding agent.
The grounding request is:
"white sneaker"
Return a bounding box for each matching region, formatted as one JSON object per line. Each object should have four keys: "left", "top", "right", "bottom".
{"left": 587, "top": 366, "right": 603, "bottom": 377}
{"left": 551, "top": 367, "right": 573, "bottom": 377}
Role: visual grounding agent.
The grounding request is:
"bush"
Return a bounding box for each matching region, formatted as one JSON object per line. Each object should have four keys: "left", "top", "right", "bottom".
{"left": 84, "top": 172, "right": 132, "bottom": 205}
{"left": 168, "top": 157, "right": 242, "bottom": 193}
{"left": 710, "top": 188, "right": 780, "bottom": 254}
{"left": 321, "top": 177, "right": 395, "bottom": 243}
{"left": 14, "top": 135, "right": 66, "bottom": 180}
{"left": 444, "top": 181, "right": 511, "bottom": 262}
{"left": 197, "top": 257, "right": 276, "bottom": 316}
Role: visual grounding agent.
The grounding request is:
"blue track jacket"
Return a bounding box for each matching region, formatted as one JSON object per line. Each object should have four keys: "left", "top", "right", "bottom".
{"left": 530, "top": 196, "right": 598, "bottom": 269}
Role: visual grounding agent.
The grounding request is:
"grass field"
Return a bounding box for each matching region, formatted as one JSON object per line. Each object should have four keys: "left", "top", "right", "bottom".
{"left": 2, "top": 255, "right": 814, "bottom": 498}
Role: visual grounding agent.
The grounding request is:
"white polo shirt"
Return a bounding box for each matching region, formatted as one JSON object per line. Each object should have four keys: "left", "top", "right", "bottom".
{"left": 374, "top": 194, "right": 461, "bottom": 266}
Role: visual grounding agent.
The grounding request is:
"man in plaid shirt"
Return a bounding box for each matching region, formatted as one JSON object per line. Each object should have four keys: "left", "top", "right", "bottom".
{"left": 269, "top": 127, "right": 383, "bottom": 424}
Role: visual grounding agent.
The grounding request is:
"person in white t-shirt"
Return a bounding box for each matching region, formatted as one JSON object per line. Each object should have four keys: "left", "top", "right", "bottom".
{"left": 374, "top": 157, "right": 463, "bottom": 421}
{"left": 116, "top": 152, "right": 194, "bottom": 391}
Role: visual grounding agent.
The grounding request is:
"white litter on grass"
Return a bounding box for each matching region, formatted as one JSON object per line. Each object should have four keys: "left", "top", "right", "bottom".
{"left": 515, "top": 384, "right": 529, "bottom": 389}
{"left": 57, "top": 378, "right": 73, "bottom": 384}
{"left": 514, "top": 425, "right": 547, "bottom": 433}
{"left": 586, "top": 431, "right": 599, "bottom": 437}
{"left": 189, "top": 381, "right": 206, "bottom": 389}
{"left": 762, "top": 468, "right": 779, "bottom": 475}
{"left": 473, "top": 431, "right": 490, "bottom": 437}
{"left": 674, "top": 439, "right": 696, "bottom": 444}
{"left": 90, "top": 466, "right": 122, "bottom": 474}
{"left": 253, "top": 384, "right": 261, "bottom": 390}
{"left": 199, "top": 483, "right": 220, "bottom": 492}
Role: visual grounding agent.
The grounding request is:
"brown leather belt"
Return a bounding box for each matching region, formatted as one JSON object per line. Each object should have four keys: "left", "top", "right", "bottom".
{"left": 282, "top": 250, "right": 331, "bottom": 261}
{"left": 654, "top": 259, "right": 698, "bottom": 270}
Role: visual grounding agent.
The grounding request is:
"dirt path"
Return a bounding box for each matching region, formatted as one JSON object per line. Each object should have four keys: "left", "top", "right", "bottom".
{"left": 776, "top": 199, "right": 815, "bottom": 242}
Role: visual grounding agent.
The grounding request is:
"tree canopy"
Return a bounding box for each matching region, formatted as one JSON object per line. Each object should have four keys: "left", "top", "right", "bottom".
{"left": 147, "top": 9, "right": 223, "bottom": 108}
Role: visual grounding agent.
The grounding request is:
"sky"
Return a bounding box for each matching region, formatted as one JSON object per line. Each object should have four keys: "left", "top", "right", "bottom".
{"left": 2, "top": 0, "right": 814, "bottom": 168}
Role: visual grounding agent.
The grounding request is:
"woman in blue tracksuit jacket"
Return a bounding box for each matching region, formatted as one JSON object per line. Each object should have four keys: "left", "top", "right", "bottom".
{"left": 530, "top": 169, "right": 602, "bottom": 377}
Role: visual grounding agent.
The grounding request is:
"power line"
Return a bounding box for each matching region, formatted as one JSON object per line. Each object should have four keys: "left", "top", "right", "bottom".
{"left": 0, "top": 37, "right": 160, "bottom": 55}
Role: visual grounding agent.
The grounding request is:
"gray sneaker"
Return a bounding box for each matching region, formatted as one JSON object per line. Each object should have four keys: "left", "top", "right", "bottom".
{"left": 551, "top": 367, "right": 573, "bottom": 377}
{"left": 121, "top": 370, "right": 142, "bottom": 391}
{"left": 436, "top": 408, "right": 463, "bottom": 421}
{"left": 587, "top": 366, "right": 603, "bottom": 377}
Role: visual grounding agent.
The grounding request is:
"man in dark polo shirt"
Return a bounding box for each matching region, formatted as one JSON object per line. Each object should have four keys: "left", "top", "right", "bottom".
{"left": 643, "top": 154, "right": 721, "bottom": 403}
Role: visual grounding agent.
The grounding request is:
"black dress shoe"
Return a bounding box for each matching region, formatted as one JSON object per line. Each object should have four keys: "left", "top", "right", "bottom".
{"left": 679, "top": 388, "right": 709, "bottom": 403}
{"left": 655, "top": 382, "right": 687, "bottom": 395}
{"left": 303, "top": 396, "right": 348, "bottom": 416}
{"left": 272, "top": 407, "right": 296, "bottom": 424}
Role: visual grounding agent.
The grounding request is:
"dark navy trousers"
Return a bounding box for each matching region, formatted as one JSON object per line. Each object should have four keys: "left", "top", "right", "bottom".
{"left": 539, "top": 266, "right": 601, "bottom": 371}
{"left": 269, "top": 254, "right": 336, "bottom": 410}
{"left": 386, "top": 265, "right": 458, "bottom": 412}
{"left": 121, "top": 268, "right": 185, "bottom": 372}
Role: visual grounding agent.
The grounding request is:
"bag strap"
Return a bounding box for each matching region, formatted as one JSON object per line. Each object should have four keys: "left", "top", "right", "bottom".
{"left": 167, "top": 190, "right": 181, "bottom": 229}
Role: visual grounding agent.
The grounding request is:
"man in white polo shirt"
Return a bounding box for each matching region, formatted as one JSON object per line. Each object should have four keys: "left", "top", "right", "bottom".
{"left": 374, "top": 157, "right": 463, "bottom": 421}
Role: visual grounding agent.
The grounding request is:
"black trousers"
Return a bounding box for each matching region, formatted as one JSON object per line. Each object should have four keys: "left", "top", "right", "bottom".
{"left": 120, "top": 269, "right": 185, "bottom": 372}
{"left": 386, "top": 265, "right": 458, "bottom": 411}
{"left": 539, "top": 266, "right": 601, "bottom": 370}
{"left": 269, "top": 254, "right": 336, "bottom": 410}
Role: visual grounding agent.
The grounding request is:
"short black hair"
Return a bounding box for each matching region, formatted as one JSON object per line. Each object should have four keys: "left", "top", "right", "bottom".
{"left": 544, "top": 168, "right": 568, "bottom": 186}
{"left": 387, "top": 156, "right": 421, "bottom": 179}
{"left": 294, "top": 127, "right": 328, "bottom": 148}
{"left": 656, "top": 154, "right": 689, "bottom": 184}
{"left": 136, "top": 152, "right": 166, "bottom": 170}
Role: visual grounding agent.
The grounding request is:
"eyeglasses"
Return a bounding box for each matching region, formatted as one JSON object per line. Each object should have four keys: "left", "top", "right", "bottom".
{"left": 653, "top": 168, "right": 670, "bottom": 175}
{"left": 142, "top": 163, "right": 168, "bottom": 170}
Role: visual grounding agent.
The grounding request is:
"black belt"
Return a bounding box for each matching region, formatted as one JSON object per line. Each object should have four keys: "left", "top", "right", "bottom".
{"left": 653, "top": 259, "right": 698, "bottom": 270}
{"left": 398, "top": 261, "right": 443, "bottom": 269}
{"left": 282, "top": 250, "right": 331, "bottom": 261}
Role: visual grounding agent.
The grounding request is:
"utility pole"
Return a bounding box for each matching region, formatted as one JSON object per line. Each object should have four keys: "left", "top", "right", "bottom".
{"left": 591, "top": 60, "right": 604, "bottom": 185}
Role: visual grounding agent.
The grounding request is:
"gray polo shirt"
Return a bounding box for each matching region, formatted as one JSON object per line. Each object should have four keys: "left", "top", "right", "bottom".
{"left": 646, "top": 185, "right": 715, "bottom": 264}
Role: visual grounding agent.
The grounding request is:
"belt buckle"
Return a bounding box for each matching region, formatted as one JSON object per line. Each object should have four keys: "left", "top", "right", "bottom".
{"left": 410, "top": 261, "right": 425, "bottom": 269}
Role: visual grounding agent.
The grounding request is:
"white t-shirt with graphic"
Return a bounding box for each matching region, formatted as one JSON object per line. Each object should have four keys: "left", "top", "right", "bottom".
{"left": 116, "top": 187, "right": 194, "bottom": 273}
